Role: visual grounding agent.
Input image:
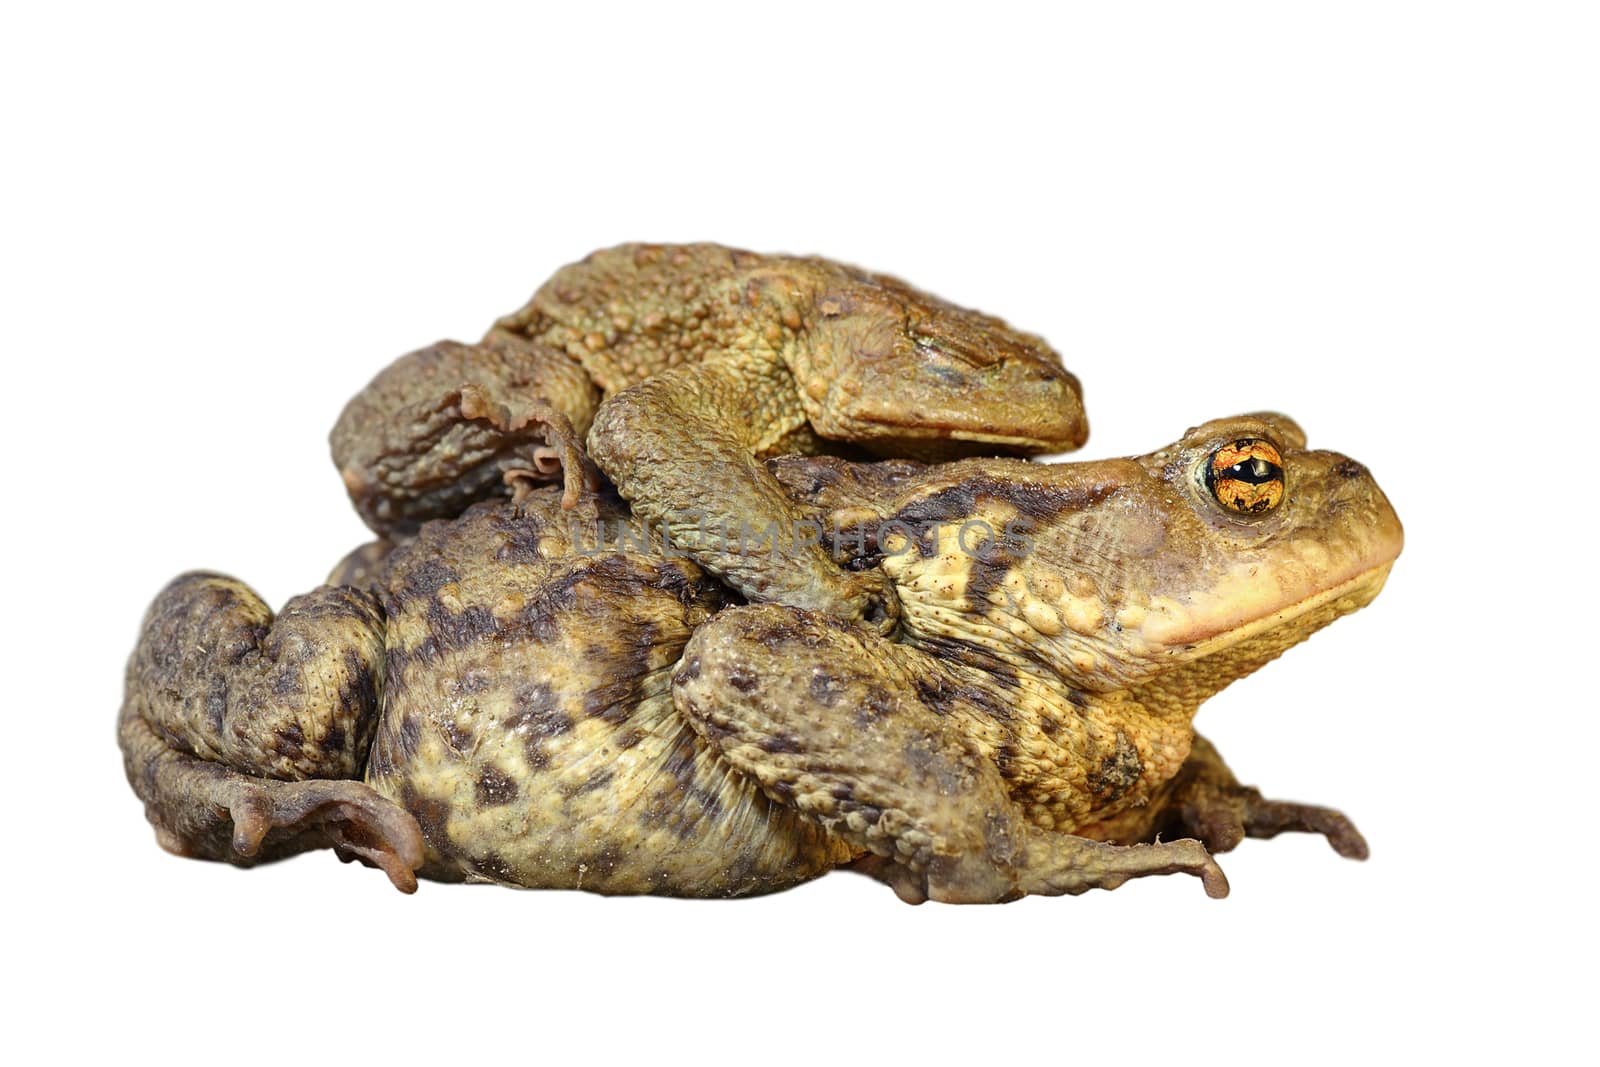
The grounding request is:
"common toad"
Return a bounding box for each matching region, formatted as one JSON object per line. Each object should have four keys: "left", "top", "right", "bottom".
{"left": 122, "top": 414, "right": 1400, "bottom": 901}
{"left": 329, "top": 243, "right": 1087, "bottom": 633}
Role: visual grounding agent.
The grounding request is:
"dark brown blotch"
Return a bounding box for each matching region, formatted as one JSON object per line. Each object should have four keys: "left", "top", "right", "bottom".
{"left": 396, "top": 558, "right": 461, "bottom": 604}
{"left": 809, "top": 671, "right": 842, "bottom": 706}
{"left": 893, "top": 476, "right": 1117, "bottom": 528}
{"left": 337, "top": 650, "right": 379, "bottom": 718}
{"left": 272, "top": 721, "right": 305, "bottom": 757}
{"left": 439, "top": 716, "right": 475, "bottom": 754}
{"left": 205, "top": 681, "right": 228, "bottom": 736}
{"left": 507, "top": 682, "right": 571, "bottom": 771}
{"left": 725, "top": 664, "right": 759, "bottom": 693}
{"left": 426, "top": 601, "right": 499, "bottom": 655}
{"left": 581, "top": 634, "right": 651, "bottom": 724}
{"left": 854, "top": 684, "right": 896, "bottom": 728}
{"left": 1086, "top": 731, "right": 1144, "bottom": 804}
{"left": 910, "top": 634, "right": 1024, "bottom": 690}
{"left": 507, "top": 682, "right": 572, "bottom": 736}
{"left": 493, "top": 518, "right": 546, "bottom": 564}
{"left": 402, "top": 785, "right": 453, "bottom": 854}
{"left": 397, "top": 715, "right": 421, "bottom": 759}
{"left": 473, "top": 852, "right": 519, "bottom": 882}
{"left": 320, "top": 722, "right": 347, "bottom": 755}
{"left": 474, "top": 766, "right": 520, "bottom": 807}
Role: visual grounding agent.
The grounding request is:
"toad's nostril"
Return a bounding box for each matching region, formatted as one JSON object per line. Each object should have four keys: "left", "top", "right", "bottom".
{"left": 1331, "top": 459, "right": 1369, "bottom": 481}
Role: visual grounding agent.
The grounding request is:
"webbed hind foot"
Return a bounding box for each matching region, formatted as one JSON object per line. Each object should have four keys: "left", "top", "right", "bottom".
{"left": 228, "top": 779, "right": 425, "bottom": 893}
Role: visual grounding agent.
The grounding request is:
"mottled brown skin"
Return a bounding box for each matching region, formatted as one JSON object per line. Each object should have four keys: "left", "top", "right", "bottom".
{"left": 124, "top": 494, "right": 847, "bottom": 895}
{"left": 123, "top": 414, "right": 1401, "bottom": 901}
{"left": 358, "top": 495, "right": 851, "bottom": 894}
{"left": 330, "top": 243, "right": 1087, "bottom": 632}
{"left": 119, "top": 577, "right": 424, "bottom": 890}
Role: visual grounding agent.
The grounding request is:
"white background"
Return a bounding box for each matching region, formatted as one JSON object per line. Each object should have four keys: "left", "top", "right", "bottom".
{"left": 4, "top": 3, "right": 1594, "bottom": 1063}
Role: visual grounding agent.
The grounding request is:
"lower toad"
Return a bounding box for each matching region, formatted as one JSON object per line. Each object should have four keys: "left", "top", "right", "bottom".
{"left": 120, "top": 414, "right": 1401, "bottom": 901}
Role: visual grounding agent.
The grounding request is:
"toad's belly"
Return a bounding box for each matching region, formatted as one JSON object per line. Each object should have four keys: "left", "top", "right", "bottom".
{"left": 363, "top": 645, "right": 847, "bottom": 897}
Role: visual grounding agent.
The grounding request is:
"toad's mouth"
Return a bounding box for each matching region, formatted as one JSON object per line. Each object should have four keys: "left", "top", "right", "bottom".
{"left": 851, "top": 417, "right": 1087, "bottom": 458}
{"left": 1144, "top": 559, "right": 1399, "bottom": 662}
{"left": 837, "top": 385, "right": 1090, "bottom": 456}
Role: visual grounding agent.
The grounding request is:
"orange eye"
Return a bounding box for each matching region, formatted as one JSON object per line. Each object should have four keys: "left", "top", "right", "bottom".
{"left": 1206, "top": 438, "right": 1285, "bottom": 515}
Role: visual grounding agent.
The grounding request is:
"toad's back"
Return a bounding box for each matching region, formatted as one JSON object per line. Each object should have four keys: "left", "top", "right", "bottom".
{"left": 492, "top": 242, "right": 775, "bottom": 394}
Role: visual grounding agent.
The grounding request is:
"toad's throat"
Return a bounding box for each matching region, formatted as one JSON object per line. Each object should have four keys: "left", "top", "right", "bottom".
{"left": 1148, "top": 561, "right": 1397, "bottom": 663}
{"left": 1125, "top": 561, "right": 1397, "bottom": 717}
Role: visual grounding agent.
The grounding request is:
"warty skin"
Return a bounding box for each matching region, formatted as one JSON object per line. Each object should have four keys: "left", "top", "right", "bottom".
{"left": 121, "top": 414, "right": 1400, "bottom": 902}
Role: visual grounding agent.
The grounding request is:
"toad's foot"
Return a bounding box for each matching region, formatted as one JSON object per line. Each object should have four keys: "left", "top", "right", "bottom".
{"left": 458, "top": 386, "right": 603, "bottom": 511}
{"left": 128, "top": 721, "right": 427, "bottom": 893}
{"left": 227, "top": 779, "right": 426, "bottom": 893}
{"left": 1169, "top": 785, "right": 1368, "bottom": 859}
{"left": 1014, "top": 835, "right": 1228, "bottom": 901}
{"left": 1156, "top": 735, "right": 1367, "bottom": 859}
{"left": 121, "top": 571, "right": 423, "bottom": 892}
{"left": 850, "top": 837, "right": 1226, "bottom": 904}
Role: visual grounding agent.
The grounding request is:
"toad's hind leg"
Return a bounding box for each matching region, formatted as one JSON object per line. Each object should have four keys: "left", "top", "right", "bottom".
{"left": 330, "top": 331, "right": 602, "bottom": 537}
{"left": 119, "top": 573, "right": 423, "bottom": 891}
{"left": 674, "top": 605, "right": 1227, "bottom": 904}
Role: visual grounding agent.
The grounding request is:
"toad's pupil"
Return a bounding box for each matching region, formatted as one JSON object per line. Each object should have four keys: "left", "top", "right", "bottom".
{"left": 1224, "top": 458, "right": 1280, "bottom": 484}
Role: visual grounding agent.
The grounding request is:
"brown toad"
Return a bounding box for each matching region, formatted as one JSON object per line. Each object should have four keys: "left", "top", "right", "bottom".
{"left": 121, "top": 414, "right": 1401, "bottom": 901}
{"left": 330, "top": 243, "right": 1086, "bottom": 633}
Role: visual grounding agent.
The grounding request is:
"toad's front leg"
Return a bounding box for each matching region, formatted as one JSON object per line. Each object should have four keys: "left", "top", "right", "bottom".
{"left": 1077, "top": 734, "right": 1367, "bottom": 860}
{"left": 1149, "top": 735, "right": 1368, "bottom": 859}
{"left": 119, "top": 573, "right": 423, "bottom": 890}
{"left": 588, "top": 356, "right": 898, "bottom": 633}
{"left": 674, "top": 605, "right": 1226, "bottom": 903}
